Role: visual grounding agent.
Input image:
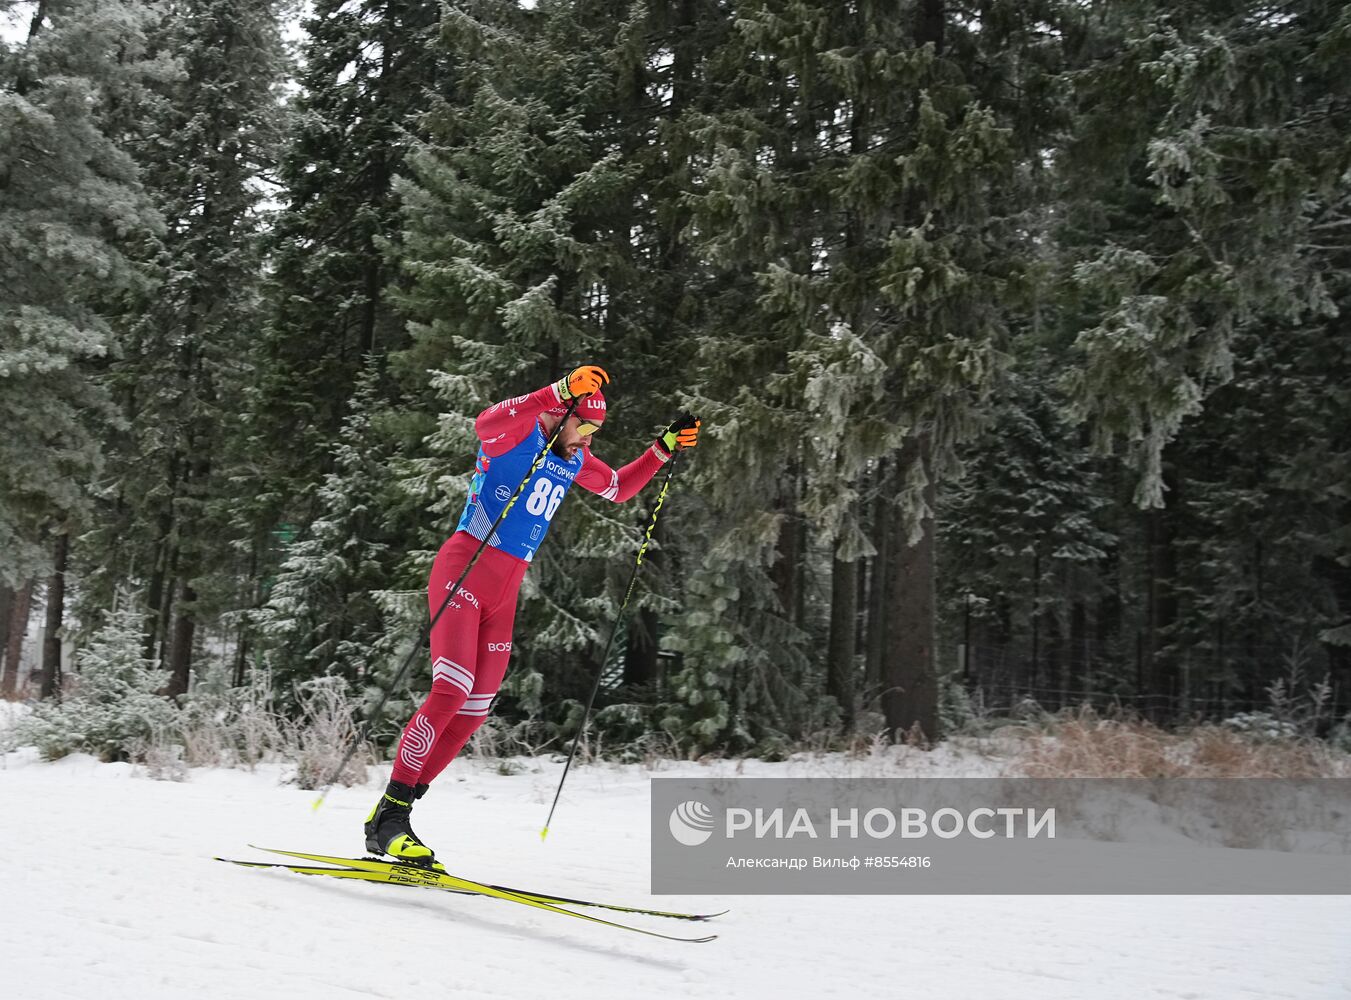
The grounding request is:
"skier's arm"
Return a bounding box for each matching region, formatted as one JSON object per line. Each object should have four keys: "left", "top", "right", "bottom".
{"left": 575, "top": 415, "right": 700, "bottom": 501}
{"left": 475, "top": 384, "right": 563, "bottom": 457}
{"left": 576, "top": 447, "right": 669, "bottom": 502}
{"left": 476, "top": 365, "right": 610, "bottom": 457}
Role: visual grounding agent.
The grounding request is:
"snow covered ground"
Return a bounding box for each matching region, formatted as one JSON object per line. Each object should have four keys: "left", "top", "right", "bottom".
{"left": 1, "top": 743, "right": 1348, "bottom": 1000}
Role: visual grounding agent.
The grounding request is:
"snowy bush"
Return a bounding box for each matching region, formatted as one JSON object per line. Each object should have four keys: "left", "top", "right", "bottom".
{"left": 1256, "top": 657, "right": 1334, "bottom": 738}
{"left": 172, "top": 660, "right": 287, "bottom": 770}
{"left": 13, "top": 610, "right": 182, "bottom": 762}
{"left": 1013, "top": 710, "right": 1351, "bottom": 778}
{"left": 590, "top": 702, "right": 650, "bottom": 745}
{"left": 282, "top": 675, "right": 372, "bottom": 789}
{"left": 1220, "top": 711, "right": 1301, "bottom": 741}
{"left": 0, "top": 708, "right": 23, "bottom": 758}
{"left": 938, "top": 673, "right": 976, "bottom": 734}
{"left": 1326, "top": 716, "right": 1351, "bottom": 754}
{"left": 4, "top": 612, "right": 377, "bottom": 782}
{"left": 126, "top": 727, "right": 189, "bottom": 781}
{"left": 123, "top": 668, "right": 372, "bottom": 784}
{"left": 1011, "top": 696, "right": 1053, "bottom": 727}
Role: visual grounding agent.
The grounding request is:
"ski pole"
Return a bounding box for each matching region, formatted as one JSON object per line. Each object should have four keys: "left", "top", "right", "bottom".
{"left": 540, "top": 451, "right": 680, "bottom": 840}
{"left": 311, "top": 395, "right": 583, "bottom": 810}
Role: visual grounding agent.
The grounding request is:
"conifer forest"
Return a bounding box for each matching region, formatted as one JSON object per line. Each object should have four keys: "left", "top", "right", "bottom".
{"left": 3, "top": 0, "right": 1349, "bottom": 757}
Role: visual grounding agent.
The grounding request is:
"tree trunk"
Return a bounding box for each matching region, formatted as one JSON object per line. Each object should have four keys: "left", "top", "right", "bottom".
{"left": 1030, "top": 550, "right": 1041, "bottom": 695}
{"left": 772, "top": 514, "right": 800, "bottom": 624}
{"left": 864, "top": 462, "right": 890, "bottom": 692}
{"left": 1313, "top": 542, "right": 1351, "bottom": 720}
{"left": 166, "top": 580, "right": 197, "bottom": 697}
{"left": 233, "top": 625, "right": 250, "bottom": 688}
{"left": 1044, "top": 605, "right": 1063, "bottom": 712}
{"left": 621, "top": 497, "right": 663, "bottom": 689}
{"left": 0, "top": 585, "right": 13, "bottom": 682}
{"left": 3, "top": 581, "right": 34, "bottom": 698}
{"left": 827, "top": 552, "right": 859, "bottom": 732}
{"left": 856, "top": 560, "right": 867, "bottom": 651}
{"left": 1069, "top": 599, "right": 1088, "bottom": 702}
{"left": 40, "top": 530, "right": 69, "bottom": 699}
{"left": 1145, "top": 467, "right": 1180, "bottom": 722}
{"left": 233, "top": 540, "right": 261, "bottom": 687}
{"left": 13, "top": 0, "right": 49, "bottom": 94}
{"left": 143, "top": 509, "right": 174, "bottom": 661}
{"left": 917, "top": 0, "right": 945, "bottom": 53}
{"left": 881, "top": 436, "right": 939, "bottom": 742}
{"left": 154, "top": 538, "right": 179, "bottom": 668}
{"left": 880, "top": 0, "right": 944, "bottom": 742}
{"left": 624, "top": 607, "right": 661, "bottom": 690}
{"left": 1097, "top": 545, "right": 1121, "bottom": 691}
{"left": 146, "top": 452, "right": 180, "bottom": 664}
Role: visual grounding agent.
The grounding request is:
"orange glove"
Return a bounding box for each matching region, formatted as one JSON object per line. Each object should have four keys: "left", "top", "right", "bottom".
{"left": 555, "top": 364, "right": 609, "bottom": 400}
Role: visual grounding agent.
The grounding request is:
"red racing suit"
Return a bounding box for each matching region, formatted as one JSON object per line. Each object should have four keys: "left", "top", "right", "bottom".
{"left": 390, "top": 382, "right": 670, "bottom": 787}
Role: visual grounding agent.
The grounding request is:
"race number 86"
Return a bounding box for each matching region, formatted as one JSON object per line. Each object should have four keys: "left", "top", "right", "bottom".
{"left": 525, "top": 479, "right": 567, "bottom": 520}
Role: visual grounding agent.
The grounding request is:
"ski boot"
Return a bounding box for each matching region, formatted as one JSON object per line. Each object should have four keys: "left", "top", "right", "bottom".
{"left": 364, "top": 780, "right": 442, "bottom": 870}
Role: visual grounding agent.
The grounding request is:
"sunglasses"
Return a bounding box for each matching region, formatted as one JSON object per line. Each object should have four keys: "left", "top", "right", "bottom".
{"left": 575, "top": 420, "right": 602, "bottom": 436}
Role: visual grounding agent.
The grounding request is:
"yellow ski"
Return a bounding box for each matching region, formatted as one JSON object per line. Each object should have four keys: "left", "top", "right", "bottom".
{"left": 245, "top": 846, "right": 727, "bottom": 921}
{"left": 216, "top": 847, "right": 719, "bottom": 944}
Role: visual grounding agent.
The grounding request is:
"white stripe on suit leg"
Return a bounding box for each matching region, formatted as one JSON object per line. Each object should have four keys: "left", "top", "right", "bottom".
{"left": 457, "top": 692, "right": 497, "bottom": 716}
{"left": 432, "top": 658, "right": 474, "bottom": 695}
{"left": 432, "top": 657, "right": 473, "bottom": 686}
{"left": 433, "top": 656, "right": 472, "bottom": 676}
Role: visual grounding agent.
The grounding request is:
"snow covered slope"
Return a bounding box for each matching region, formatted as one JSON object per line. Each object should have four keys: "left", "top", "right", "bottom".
{"left": 1, "top": 748, "right": 1347, "bottom": 1000}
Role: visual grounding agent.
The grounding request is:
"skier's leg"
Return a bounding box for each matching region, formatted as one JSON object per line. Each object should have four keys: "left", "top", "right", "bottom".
{"left": 369, "top": 535, "right": 486, "bottom": 861}
{"left": 388, "top": 544, "right": 483, "bottom": 785}
{"left": 415, "top": 580, "right": 522, "bottom": 786}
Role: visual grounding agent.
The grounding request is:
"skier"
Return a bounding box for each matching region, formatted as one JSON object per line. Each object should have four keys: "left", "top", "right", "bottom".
{"left": 365, "top": 364, "right": 700, "bottom": 866}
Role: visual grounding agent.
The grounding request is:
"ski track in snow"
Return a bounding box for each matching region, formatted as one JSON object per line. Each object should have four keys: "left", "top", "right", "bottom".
{"left": 1, "top": 746, "right": 1347, "bottom": 1000}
